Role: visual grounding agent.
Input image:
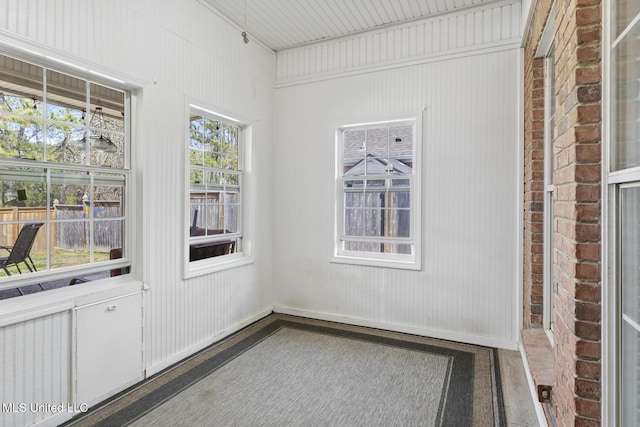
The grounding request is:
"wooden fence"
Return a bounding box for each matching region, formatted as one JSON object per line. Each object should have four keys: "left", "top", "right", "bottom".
{"left": 0, "top": 203, "right": 122, "bottom": 252}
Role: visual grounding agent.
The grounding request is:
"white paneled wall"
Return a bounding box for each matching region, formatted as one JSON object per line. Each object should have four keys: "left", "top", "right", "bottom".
{"left": 0, "top": 310, "right": 71, "bottom": 427}
{"left": 274, "top": 46, "right": 520, "bottom": 348}
{"left": 0, "top": 0, "right": 274, "bottom": 424}
{"left": 276, "top": 0, "right": 520, "bottom": 86}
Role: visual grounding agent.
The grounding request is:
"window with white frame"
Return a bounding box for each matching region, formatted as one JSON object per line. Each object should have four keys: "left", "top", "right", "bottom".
{"left": 605, "top": 0, "right": 640, "bottom": 424}
{"left": 0, "top": 52, "right": 130, "bottom": 296}
{"left": 187, "top": 107, "right": 243, "bottom": 269}
{"left": 335, "top": 118, "right": 420, "bottom": 269}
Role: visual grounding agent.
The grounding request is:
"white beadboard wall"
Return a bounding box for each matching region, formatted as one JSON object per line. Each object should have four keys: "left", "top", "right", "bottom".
{"left": 0, "top": 310, "right": 71, "bottom": 427}
{"left": 276, "top": 0, "right": 521, "bottom": 86}
{"left": 273, "top": 48, "right": 521, "bottom": 347}
{"left": 0, "top": 0, "right": 274, "bottom": 424}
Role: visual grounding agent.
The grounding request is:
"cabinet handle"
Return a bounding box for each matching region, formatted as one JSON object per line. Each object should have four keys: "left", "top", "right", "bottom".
{"left": 107, "top": 304, "right": 117, "bottom": 311}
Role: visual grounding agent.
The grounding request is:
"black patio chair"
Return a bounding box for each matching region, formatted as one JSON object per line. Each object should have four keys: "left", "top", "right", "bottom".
{"left": 0, "top": 222, "right": 44, "bottom": 276}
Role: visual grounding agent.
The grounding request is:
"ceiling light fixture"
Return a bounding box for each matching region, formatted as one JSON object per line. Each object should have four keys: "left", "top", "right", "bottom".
{"left": 77, "top": 104, "right": 117, "bottom": 153}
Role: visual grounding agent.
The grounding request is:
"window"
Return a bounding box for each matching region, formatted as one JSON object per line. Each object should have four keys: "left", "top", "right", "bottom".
{"left": 537, "top": 5, "right": 557, "bottom": 345}
{"left": 0, "top": 53, "right": 130, "bottom": 295}
{"left": 335, "top": 118, "right": 420, "bottom": 269}
{"left": 186, "top": 106, "right": 244, "bottom": 273}
{"left": 605, "top": 0, "right": 640, "bottom": 423}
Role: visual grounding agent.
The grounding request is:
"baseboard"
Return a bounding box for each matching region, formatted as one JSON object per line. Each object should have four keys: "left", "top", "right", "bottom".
{"left": 274, "top": 306, "right": 519, "bottom": 350}
{"left": 144, "top": 308, "right": 273, "bottom": 377}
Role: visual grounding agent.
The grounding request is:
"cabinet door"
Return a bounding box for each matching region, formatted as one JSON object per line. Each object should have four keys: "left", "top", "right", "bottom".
{"left": 76, "top": 292, "right": 143, "bottom": 405}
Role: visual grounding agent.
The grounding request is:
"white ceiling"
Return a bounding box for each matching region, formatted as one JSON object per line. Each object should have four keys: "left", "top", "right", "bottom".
{"left": 202, "top": 0, "right": 497, "bottom": 51}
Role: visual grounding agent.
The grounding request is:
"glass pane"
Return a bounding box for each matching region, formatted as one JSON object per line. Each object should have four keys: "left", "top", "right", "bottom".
{"left": 344, "top": 208, "right": 364, "bottom": 236}
{"left": 622, "top": 187, "right": 640, "bottom": 324}
{"left": 612, "top": 23, "right": 640, "bottom": 171}
{"left": 621, "top": 186, "right": 640, "bottom": 426}
{"left": 89, "top": 83, "right": 125, "bottom": 168}
{"left": 366, "top": 127, "right": 389, "bottom": 158}
{"left": 0, "top": 167, "right": 47, "bottom": 208}
{"left": 223, "top": 192, "right": 239, "bottom": 233}
{"left": 0, "top": 222, "right": 46, "bottom": 277}
{"left": 93, "top": 182, "right": 124, "bottom": 219}
{"left": 343, "top": 129, "right": 366, "bottom": 164}
{"left": 389, "top": 208, "right": 411, "bottom": 238}
{"left": 50, "top": 220, "right": 91, "bottom": 267}
{"left": 364, "top": 207, "right": 383, "bottom": 236}
{"left": 345, "top": 192, "right": 364, "bottom": 208}
{"left": 615, "top": 1, "right": 640, "bottom": 37}
{"left": 47, "top": 124, "right": 86, "bottom": 164}
{"left": 389, "top": 125, "right": 413, "bottom": 158}
{"left": 93, "top": 219, "right": 123, "bottom": 254}
{"left": 344, "top": 241, "right": 412, "bottom": 254}
{"left": 0, "top": 54, "right": 45, "bottom": 161}
{"left": 0, "top": 117, "right": 44, "bottom": 160}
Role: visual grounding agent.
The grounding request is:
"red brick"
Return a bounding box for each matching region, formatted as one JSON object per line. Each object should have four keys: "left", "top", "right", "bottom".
{"left": 575, "top": 321, "right": 601, "bottom": 340}
{"left": 575, "top": 143, "right": 601, "bottom": 161}
{"left": 575, "top": 283, "right": 600, "bottom": 302}
{"left": 576, "top": 378, "right": 600, "bottom": 399}
{"left": 576, "top": 301, "right": 601, "bottom": 322}
{"left": 576, "top": 66, "right": 601, "bottom": 85}
{"left": 576, "top": 398, "right": 601, "bottom": 419}
{"left": 575, "top": 124, "right": 601, "bottom": 142}
{"left": 576, "top": 6, "right": 601, "bottom": 26}
{"left": 577, "top": 26, "right": 601, "bottom": 44}
{"left": 576, "top": 359, "right": 601, "bottom": 380}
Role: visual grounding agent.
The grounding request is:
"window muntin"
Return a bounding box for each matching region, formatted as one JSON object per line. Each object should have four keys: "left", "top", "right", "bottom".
{"left": 0, "top": 53, "right": 129, "bottom": 291}
{"left": 337, "top": 120, "right": 418, "bottom": 267}
{"left": 188, "top": 110, "right": 242, "bottom": 264}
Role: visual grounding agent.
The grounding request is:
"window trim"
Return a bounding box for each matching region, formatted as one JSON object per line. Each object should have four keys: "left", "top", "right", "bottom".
{"left": 0, "top": 46, "right": 138, "bottom": 293}
{"left": 183, "top": 102, "right": 254, "bottom": 279}
{"left": 332, "top": 114, "right": 422, "bottom": 271}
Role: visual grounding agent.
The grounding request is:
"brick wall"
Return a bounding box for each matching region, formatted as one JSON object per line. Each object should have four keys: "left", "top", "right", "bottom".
{"left": 523, "top": 0, "right": 552, "bottom": 328}
{"left": 523, "top": 0, "right": 602, "bottom": 425}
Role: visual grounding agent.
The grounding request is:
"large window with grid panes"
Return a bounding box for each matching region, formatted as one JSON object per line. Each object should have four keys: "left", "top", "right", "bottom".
{"left": 0, "top": 52, "right": 131, "bottom": 298}
{"left": 186, "top": 106, "right": 244, "bottom": 274}
{"left": 335, "top": 117, "right": 420, "bottom": 270}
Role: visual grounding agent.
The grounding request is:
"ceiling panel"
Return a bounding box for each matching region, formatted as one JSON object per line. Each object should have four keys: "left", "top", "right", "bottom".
{"left": 202, "top": 0, "right": 497, "bottom": 51}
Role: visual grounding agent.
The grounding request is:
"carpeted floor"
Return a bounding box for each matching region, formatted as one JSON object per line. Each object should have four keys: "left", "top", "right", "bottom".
{"left": 64, "top": 314, "right": 506, "bottom": 427}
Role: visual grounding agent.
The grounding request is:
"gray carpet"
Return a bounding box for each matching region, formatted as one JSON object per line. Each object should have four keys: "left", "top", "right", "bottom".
{"left": 64, "top": 314, "right": 505, "bottom": 427}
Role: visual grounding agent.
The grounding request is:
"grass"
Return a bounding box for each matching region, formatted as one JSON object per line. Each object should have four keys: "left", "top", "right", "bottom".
{"left": 0, "top": 249, "right": 110, "bottom": 277}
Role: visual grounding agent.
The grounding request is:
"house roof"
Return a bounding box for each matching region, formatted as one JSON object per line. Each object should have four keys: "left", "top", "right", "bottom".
{"left": 344, "top": 155, "right": 412, "bottom": 176}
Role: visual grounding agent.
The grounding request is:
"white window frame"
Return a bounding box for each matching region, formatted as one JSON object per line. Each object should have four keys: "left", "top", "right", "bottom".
{"left": 184, "top": 103, "right": 253, "bottom": 278}
{"left": 536, "top": 5, "right": 556, "bottom": 347}
{"left": 0, "top": 46, "right": 136, "bottom": 293}
{"left": 602, "top": 0, "right": 640, "bottom": 424}
{"left": 332, "top": 115, "right": 422, "bottom": 270}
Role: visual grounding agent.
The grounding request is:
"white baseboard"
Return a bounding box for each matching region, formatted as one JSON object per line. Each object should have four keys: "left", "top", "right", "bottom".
{"left": 144, "top": 308, "right": 272, "bottom": 377}
{"left": 274, "top": 306, "right": 519, "bottom": 350}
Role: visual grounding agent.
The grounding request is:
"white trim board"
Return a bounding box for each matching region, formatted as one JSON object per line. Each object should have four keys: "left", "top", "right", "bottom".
{"left": 274, "top": 306, "right": 520, "bottom": 351}
{"left": 144, "top": 308, "right": 272, "bottom": 377}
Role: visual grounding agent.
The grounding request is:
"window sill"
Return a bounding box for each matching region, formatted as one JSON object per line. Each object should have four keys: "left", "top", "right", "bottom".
{"left": 184, "top": 254, "right": 254, "bottom": 279}
{"left": 330, "top": 254, "right": 421, "bottom": 271}
{"left": 0, "top": 276, "right": 144, "bottom": 328}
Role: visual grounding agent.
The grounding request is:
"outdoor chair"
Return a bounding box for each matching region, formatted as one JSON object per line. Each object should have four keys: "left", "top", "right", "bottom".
{"left": 0, "top": 222, "right": 43, "bottom": 276}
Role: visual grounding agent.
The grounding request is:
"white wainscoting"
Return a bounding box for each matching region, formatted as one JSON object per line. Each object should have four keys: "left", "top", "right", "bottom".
{"left": 0, "top": 310, "right": 71, "bottom": 427}
{"left": 273, "top": 46, "right": 521, "bottom": 350}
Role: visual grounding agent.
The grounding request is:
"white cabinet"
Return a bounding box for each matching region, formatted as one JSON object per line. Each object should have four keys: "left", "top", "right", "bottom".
{"left": 75, "top": 292, "right": 143, "bottom": 405}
